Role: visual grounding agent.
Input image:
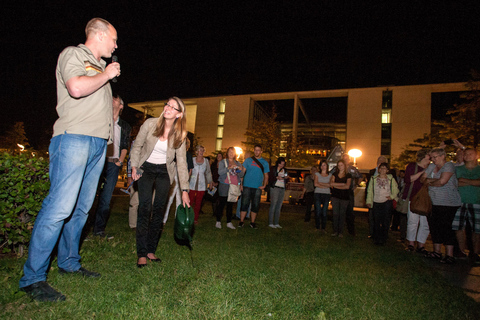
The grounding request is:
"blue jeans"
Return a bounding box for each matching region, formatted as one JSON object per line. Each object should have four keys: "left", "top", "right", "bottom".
{"left": 268, "top": 187, "right": 285, "bottom": 225}
{"left": 20, "top": 134, "right": 106, "bottom": 288}
{"left": 314, "top": 193, "right": 331, "bottom": 230}
{"left": 236, "top": 197, "right": 250, "bottom": 218}
{"left": 94, "top": 161, "right": 121, "bottom": 234}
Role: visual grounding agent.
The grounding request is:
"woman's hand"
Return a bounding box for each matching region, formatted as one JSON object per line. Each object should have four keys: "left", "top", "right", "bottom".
{"left": 182, "top": 191, "right": 191, "bottom": 208}
{"left": 366, "top": 204, "right": 372, "bottom": 208}
{"left": 132, "top": 167, "right": 142, "bottom": 181}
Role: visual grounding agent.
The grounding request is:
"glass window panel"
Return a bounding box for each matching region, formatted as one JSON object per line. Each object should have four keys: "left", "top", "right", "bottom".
{"left": 219, "top": 99, "right": 226, "bottom": 113}
{"left": 216, "top": 139, "right": 222, "bottom": 151}
{"left": 382, "top": 111, "right": 391, "bottom": 123}
{"left": 382, "top": 90, "right": 392, "bottom": 109}
{"left": 218, "top": 114, "right": 225, "bottom": 126}
{"left": 217, "top": 126, "right": 224, "bottom": 138}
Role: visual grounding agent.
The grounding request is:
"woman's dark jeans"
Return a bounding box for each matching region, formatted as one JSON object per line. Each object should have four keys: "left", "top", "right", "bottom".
{"left": 372, "top": 200, "right": 393, "bottom": 244}
{"left": 136, "top": 162, "right": 170, "bottom": 258}
{"left": 216, "top": 196, "right": 234, "bottom": 223}
{"left": 314, "top": 193, "right": 331, "bottom": 230}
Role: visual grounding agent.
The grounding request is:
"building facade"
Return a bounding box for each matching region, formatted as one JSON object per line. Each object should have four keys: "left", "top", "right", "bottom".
{"left": 128, "top": 82, "right": 466, "bottom": 170}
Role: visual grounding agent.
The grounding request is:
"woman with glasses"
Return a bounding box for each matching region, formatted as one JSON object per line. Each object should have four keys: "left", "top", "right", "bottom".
{"left": 421, "top": 148, "right": 461, "bottom": 264}
{"left": 366, "top": 162, "right": 399, "bottom": 245}
{"left": 130, "top": 97, "right": 190, "bottom": 268}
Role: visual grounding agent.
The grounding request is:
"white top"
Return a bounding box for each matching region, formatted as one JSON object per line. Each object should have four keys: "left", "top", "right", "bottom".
{"left": 274, "top": 169, "right": 286, "bottom": 188}
{"left": 108, "top": 118, "right": 121, "bottom": 159}
{"left": 146, "top": 139, "right": 168, "bottom": 164}
{"left": 189, "top": 157, "right": 208, "bottom": 191}
{"left": 373, "top": 177, "right": 391, "bottom": 203}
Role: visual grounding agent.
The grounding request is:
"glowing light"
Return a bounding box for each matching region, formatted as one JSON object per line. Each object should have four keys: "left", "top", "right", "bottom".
{"left": 234, "top": 147, "right": 243, "bottom": 160}
{"left": 17, "top": 144, "right": 25, "bottom": 151}
{"left": 348, "top": 149, "right": 362, "bottom": 167}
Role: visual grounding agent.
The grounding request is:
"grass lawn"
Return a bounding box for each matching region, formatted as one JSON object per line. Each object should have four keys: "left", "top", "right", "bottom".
{"left": 1, "top": 195, "right": 479, "bottom": 319}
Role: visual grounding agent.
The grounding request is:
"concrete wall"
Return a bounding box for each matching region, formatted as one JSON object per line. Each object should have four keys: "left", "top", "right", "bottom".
{"left": 391, "top": 85, "right": 431, "bottom": 163}
{"left": 189, "top": 95, "right": 251, "bottom": 156}
{"left": 346, "top": 87, "right": 383, "bottom": 169}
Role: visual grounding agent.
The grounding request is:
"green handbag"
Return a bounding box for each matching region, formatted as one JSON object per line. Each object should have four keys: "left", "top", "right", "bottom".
{"left": 174, "top": 204, "right": 195, "bottom": 250}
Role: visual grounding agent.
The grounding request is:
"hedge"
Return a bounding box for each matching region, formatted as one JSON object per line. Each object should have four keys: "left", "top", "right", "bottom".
{"left": 0, "top": 152, "right": 50, "bottom": 254}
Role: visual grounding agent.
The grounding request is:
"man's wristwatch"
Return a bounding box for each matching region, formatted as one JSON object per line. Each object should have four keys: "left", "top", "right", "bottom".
{"left": 182, "top": 189, "right": 188, "bottom": 192}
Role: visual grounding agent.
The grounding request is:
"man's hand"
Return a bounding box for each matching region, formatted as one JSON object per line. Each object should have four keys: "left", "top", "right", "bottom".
{"left": 105, "top": 62, "right": 121, "bottom": 80}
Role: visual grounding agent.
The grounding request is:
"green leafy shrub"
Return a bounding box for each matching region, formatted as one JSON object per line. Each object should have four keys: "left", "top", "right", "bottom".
{"left": 0, "top": 152, "right": 50, "bottom": 254}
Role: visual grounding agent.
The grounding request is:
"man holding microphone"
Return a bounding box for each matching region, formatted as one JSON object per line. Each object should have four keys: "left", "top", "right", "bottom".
{"left": 19, "top": 18, "right": 121, "bottom": 302}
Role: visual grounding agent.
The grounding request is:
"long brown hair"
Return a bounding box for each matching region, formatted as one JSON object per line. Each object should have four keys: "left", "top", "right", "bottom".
{"left": 153, "top": 96, "right": 187, "bottom": 148}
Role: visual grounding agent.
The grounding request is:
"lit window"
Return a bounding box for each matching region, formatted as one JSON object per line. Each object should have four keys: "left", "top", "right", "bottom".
{"left": 218, "top": 114, "right": 225, "bottom": 126}
{"left": 382, "top": 111, "right": 391, "bottom": 123}
{"left": 219, "top": 99, "right": 226, "bottom": 113}
{"left": 217, "top": 127, "right": 224, "bottom": 138}
{"left": 216, "top": 139, "right": 223, "bottom": 151}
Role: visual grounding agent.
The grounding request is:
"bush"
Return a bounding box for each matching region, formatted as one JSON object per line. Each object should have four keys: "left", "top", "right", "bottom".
{"left": 0, "top": 152, "right": 50, "bottom": 254}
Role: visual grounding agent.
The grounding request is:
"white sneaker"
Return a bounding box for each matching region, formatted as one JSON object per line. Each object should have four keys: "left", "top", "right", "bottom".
{"left": 215, "top": 222, "right": 222, "bottom": 229}
{"left": 226, "top": 222, "right": 236, "bottom": 229}
{"left": 274, "top": 225, "right": 282, "bottom": 229}
{"left": 268, "top": 224, "right": 276, "bottom": 228}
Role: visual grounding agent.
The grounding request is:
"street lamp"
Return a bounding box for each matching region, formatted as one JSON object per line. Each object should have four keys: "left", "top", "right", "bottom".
{"left": 348, "top": 149, "right": 362, "bottom": 167}
{"left": 234, "top": 147, "right": 243, "bottom": 160}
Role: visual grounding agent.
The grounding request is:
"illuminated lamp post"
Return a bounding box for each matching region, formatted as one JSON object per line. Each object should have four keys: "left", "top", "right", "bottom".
{"left": 348, "top": 149, "right": 362, "bottom": 167}
{"left": 234, "top": 147, "right": 243, "bottom": 160}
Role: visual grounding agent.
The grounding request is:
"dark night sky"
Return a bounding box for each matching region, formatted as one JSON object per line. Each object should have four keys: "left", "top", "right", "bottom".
{"left": 1, "top": 1, "right": 479, "bottom": 148}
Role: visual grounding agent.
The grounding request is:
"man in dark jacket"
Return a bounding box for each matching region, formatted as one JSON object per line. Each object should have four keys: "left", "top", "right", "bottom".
{"left": 93, "top": 95, "right": 131, "bottom": 238}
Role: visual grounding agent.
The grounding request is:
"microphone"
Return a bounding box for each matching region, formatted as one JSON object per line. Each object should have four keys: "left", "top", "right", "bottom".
{"left": 111, "top": 55, "right": 118, "bottom": 83}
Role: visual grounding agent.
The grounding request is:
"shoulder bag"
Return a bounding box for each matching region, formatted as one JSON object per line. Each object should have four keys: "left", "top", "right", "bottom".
{"left": 410, "top": 183, "right": 432, "bottom": 216}
{"left": 396, "top": 164, "right": 417, "bottom": 214}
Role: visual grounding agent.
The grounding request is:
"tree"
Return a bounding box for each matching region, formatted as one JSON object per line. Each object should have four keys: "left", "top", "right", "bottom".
{"left": 393, "top": 71, "right": 480, "bottom": 169}
{"left": 0, "top": 122, "right": 30, "bottom": 154}
{"left": 282, "top": 132, "right": 315, "bottom": 167}
{"left": 243, "top": 107, "right": 281, "bottom": 166}
{"left": 437, "top": 70, "right": 480, "bottom": 148}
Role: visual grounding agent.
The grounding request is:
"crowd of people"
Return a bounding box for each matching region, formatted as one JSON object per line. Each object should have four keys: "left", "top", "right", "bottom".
{"left": 16, "top": 17, "right": 480, "bottom": 303}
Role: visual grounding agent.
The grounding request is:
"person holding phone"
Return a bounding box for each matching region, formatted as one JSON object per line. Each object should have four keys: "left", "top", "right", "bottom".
{"left": 130, "top": 97, "right": 190, "bottom": 268}
{"left": 268, "top": 157, "right": 288, "bottom": 228}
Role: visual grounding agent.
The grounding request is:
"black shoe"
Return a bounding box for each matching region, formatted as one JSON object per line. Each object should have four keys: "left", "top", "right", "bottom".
{"left": 93, "top": 231, "right": 114, "bottom": 240}
{"left": 20, "top": 281, "right": 66, "bottom": 302}
{"left": 148, "top": 257, "right": 162, "bottom": 263}
{"left": 250, "top": 222, "right": 258, "bottom": 229}
{"left": 238, "top": 222, "right": 244, "bottom": 228}
{"left": 440, "top": 255, "right": 456, "bottom": 265}
{"left": 59, "top": 267, "right": 101, "bottom": 278}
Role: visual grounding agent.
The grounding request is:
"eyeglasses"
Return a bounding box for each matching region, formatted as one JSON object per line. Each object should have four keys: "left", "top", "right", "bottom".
{"left": 164, "top": 102, "right": 181, "bottom": 112}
